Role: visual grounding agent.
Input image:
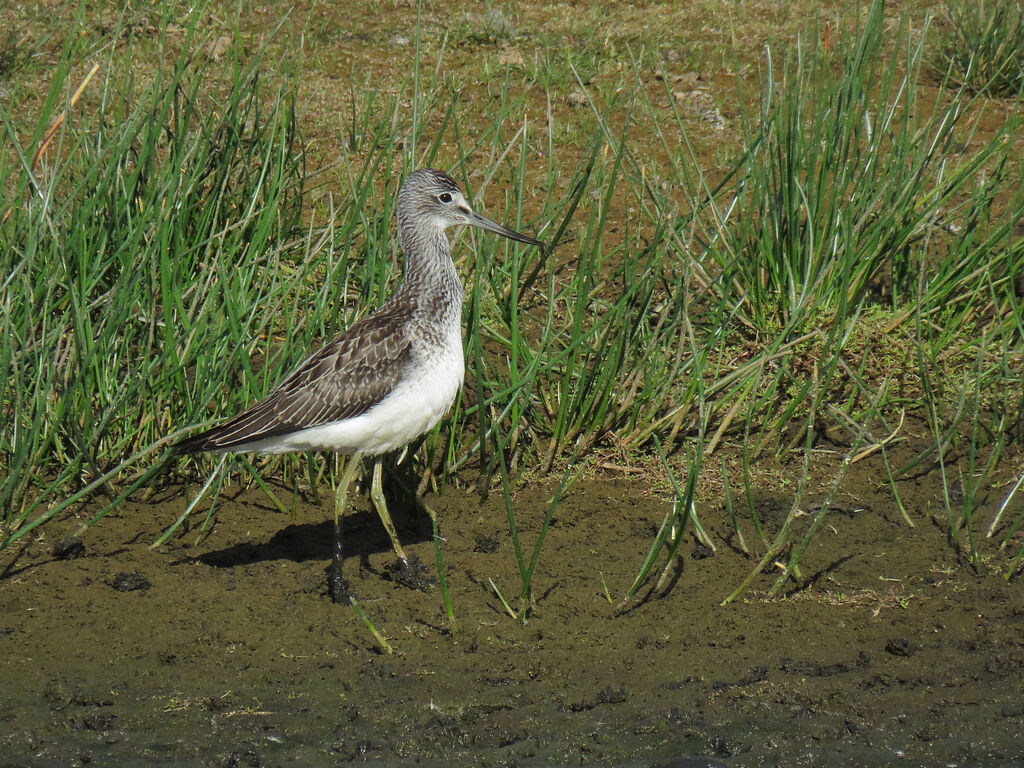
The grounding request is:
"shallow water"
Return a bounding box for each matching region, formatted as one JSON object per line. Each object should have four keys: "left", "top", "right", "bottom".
{"left": 2, "top": 450, "right": 1024, "bottom": 767}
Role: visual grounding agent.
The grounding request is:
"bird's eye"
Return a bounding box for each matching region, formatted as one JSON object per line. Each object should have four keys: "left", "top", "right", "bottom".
{"left": 438, "top": 192, "right": 453, "bottom": 204}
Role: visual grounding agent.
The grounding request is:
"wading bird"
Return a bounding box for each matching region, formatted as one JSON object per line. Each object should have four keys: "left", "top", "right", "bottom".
{"left": 175, "top": 169, "right": 544, "bottom": 599}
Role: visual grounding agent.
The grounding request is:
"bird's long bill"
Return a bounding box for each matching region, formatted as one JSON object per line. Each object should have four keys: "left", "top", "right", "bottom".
{"left": 469, "top": 210, "right": 544, "bottom": 247}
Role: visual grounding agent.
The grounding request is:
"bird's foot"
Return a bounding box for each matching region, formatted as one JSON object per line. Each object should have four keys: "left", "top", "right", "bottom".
{"left": 383, "top": 554, "right": 435, "bottom": 592}
{"left": 327, "top": 562, "right": 355, "bottom": 605}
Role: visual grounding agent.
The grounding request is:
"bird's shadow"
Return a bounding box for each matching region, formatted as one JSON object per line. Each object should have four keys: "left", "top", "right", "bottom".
{"left": 190, "top": 506, "right": 432, "bottom": 569}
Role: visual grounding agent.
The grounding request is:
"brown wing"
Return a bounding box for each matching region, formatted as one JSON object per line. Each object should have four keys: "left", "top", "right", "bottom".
{"left": 175, "top": 308, "right": 413, "bottom": 454}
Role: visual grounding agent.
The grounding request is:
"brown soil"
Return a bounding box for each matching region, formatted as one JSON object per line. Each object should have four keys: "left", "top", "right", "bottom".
{"left": 3, "top": 446, "right": 1024, "bottom": 767}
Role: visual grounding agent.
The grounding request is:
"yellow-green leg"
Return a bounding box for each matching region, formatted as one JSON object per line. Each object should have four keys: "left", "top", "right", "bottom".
{"left": 370, "top": 460, "right": 435, "bottom": 588}
{"left": 328, "top": 450, "right": 364, "bottom": 604}
{"left": 334, "top": 450, "right": 363, "bottom": 523}
{"left": 369, "top": 459, "right": 409, "bottom": 563}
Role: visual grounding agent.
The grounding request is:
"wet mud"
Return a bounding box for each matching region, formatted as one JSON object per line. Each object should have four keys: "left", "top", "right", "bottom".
{"left": 2, "top": 449, "right": 1024, "bottom": 767}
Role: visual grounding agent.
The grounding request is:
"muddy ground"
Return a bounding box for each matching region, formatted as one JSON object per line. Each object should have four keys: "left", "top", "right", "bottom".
{"left": 2, "top": 442, "right": 1024, "bottom": 767}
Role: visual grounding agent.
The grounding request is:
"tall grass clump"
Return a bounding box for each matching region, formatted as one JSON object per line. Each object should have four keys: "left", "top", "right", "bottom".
{"left": 614, "top": 0, "right": 1024, "bottom": 589}
{"left": 704, "top": 1, "right": 1009, "bottom": 335}
{"left": 0, "top": 21, "right": 309, "bottom": 544}
{"left": 932, "top": 0, "right": 1024, "bottom": 96}
{"left": 424, "top": 78, "right": 714, "bottom": 486}
{"left": 649, "top": 0, "right": 1024, "bottom": 446}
